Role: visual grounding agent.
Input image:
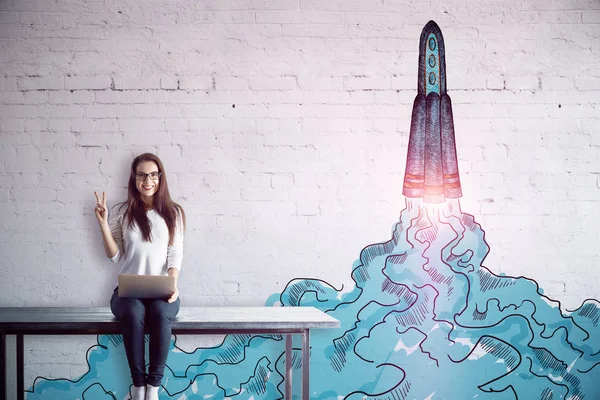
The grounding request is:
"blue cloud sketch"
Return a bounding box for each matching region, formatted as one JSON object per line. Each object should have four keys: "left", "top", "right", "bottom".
{"left": 27, "top": 199, "right": 600, "bottom": 399}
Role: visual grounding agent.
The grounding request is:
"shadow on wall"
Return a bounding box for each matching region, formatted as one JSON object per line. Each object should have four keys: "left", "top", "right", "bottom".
{"left": 27, "top": 21, "right": 600, "bottom": 400}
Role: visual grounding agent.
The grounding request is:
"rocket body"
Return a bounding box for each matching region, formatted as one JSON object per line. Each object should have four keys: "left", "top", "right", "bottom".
{"left": 403, "top": 21, "right": 462, "bottom": 203}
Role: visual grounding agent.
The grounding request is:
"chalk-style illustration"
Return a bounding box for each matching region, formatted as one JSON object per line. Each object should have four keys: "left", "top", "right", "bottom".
{"left": 26, "top": 21, "right": 599, "bottom": 400}
{"left": 403, "top": 21, "right": 461, "bottom": 204}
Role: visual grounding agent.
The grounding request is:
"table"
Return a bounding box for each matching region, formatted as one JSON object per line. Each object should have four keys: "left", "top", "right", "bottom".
{"left": 0, "top": 307, "right": 340, "bottom": 400}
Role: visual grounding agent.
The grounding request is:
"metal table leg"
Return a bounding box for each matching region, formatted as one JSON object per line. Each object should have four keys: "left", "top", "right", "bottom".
{"left": 285, "top": 334, "right": 292, "bottom": 400}
{"left": 301, "top": 329, "right": 310, "bottom": 400}
{"left": 0, "top": 331, "right": 5, "bottom": 400}
{"left": 17, "top": 334, "right": 24, "bottom": 400}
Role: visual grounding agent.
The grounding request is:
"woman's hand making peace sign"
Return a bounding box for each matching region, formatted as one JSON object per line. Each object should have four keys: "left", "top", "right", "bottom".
{"left": 94, "top": 191, "right": 108, "bottom": 225}
{"left": 94, "top": 191, "right": 120, "bottom": 260}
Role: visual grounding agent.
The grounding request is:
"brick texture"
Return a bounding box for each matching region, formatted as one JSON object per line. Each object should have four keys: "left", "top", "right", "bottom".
{"left": 1, "top": 0, "right": 599, "bottom": 396}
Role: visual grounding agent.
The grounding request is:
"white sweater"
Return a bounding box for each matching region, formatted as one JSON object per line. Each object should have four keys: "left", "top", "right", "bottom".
{"left": 108, "top": 205, "right": 184, "bottom": 286}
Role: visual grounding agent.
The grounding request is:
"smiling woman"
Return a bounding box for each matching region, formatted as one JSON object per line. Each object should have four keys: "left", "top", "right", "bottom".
{"left": 93, "top": 152, "right": 186, "bottom": 400}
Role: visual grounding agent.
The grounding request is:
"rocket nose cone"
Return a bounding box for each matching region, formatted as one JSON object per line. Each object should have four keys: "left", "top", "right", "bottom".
{"left": 418, "top": 21, "right": 446, "bottom": 96}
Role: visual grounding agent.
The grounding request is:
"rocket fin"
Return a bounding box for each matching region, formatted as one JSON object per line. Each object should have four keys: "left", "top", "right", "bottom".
{"left": 403, "top": 94, "right": 427, "bottom": 198}
{"left": 441, "top": 94, "right": 462, "bottom": 198}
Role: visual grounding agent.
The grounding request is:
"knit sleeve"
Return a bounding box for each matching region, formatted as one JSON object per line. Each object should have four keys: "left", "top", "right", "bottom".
{"left": 108, "top": 205, "right": 125, "bottom": 263}
{"left": 166, "top": 209, "right": 185, "bottom": 271}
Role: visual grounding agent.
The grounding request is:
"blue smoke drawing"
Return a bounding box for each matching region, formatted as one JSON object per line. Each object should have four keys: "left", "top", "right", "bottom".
{"left": 27, "top": 198, "right": 600, "bottom": 399}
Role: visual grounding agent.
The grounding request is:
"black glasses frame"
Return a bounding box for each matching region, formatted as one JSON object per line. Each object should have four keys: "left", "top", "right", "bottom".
{"left": 134, "top": 172, "right": 162, "bottom": 181}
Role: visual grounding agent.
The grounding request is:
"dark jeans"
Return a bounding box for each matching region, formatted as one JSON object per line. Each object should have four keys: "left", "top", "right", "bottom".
{"left": 110, "top": 287, "right": 180, "bottom": 387}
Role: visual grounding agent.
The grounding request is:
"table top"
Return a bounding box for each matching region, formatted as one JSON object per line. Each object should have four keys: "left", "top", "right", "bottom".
{"left": 0, "top": 306, "right": 340, "bottom": 334}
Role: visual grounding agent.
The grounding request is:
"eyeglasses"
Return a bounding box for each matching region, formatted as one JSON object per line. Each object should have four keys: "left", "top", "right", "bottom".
{"left": 134, "top": 172, "right": 162, "bottom": 181}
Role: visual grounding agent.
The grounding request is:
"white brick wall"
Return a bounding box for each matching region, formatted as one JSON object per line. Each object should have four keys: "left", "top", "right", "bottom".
{"left": 1, "top": 0, "right": 599, "bottom": 396}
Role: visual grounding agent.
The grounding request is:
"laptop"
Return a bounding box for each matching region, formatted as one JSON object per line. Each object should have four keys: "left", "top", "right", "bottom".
{"left": 118, "top": 274, "right": 176, "bottom": 299}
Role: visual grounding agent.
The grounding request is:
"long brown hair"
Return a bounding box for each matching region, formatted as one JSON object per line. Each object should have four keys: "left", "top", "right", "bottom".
{"left": 117, "top": 153, "right": 185, "bottom": 245}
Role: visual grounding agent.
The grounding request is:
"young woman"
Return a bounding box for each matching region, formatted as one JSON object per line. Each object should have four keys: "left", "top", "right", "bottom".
{"left": 94, "top": 153, "right": 185, "bottom": 400}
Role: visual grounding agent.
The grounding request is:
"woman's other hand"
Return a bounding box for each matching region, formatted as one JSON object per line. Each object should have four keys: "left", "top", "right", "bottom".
{"left": 167, "top": 287, "right": 179, "bottom": 303}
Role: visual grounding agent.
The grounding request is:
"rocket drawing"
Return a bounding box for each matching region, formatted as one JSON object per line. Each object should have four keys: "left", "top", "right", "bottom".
{"left": 403, "top": 21, "right": 462, "bottom": 203}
